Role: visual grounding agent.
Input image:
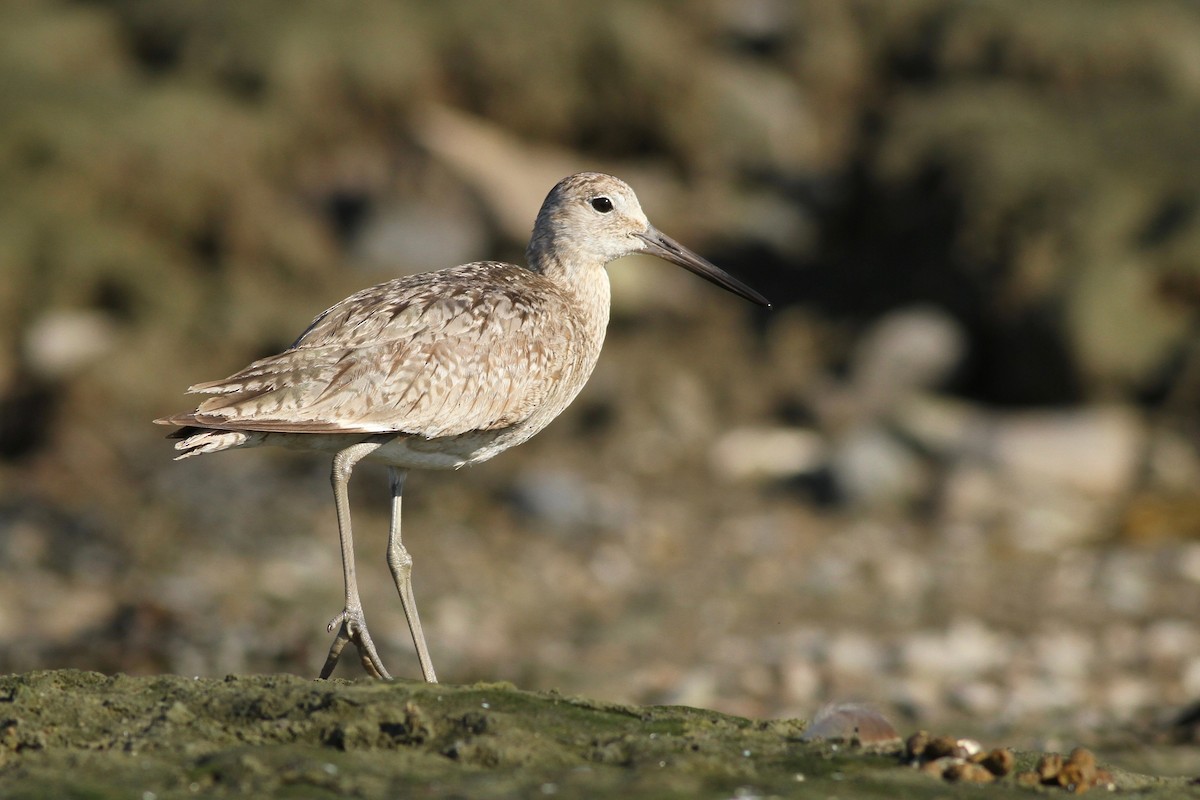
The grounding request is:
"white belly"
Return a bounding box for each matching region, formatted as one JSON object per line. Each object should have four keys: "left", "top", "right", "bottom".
{"left": 258, "top": 421, "right": 543, "bottom": 471}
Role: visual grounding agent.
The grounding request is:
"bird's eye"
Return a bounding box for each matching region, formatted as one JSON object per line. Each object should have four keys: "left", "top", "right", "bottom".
{"left": 590, "top": 196, "right": 614, "bottom": 213}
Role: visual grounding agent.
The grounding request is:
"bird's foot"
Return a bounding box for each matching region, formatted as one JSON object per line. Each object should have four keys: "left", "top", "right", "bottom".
{"left": 320, "top": 606, "right": 392, "bottom": 680}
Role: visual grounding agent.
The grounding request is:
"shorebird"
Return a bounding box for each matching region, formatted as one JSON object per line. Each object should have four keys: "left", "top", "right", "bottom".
{"left": 156, "top": 172, "right": 769, "bottom": 682}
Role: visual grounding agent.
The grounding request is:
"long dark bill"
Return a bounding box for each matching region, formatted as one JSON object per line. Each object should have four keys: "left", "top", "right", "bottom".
{"left": 636, "top": 228, "right": 771, "bottom": 307}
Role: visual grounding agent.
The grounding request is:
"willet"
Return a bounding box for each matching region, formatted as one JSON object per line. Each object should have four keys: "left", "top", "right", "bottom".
{"left": 156, "top": 172, "right": 769, "bottom": 682}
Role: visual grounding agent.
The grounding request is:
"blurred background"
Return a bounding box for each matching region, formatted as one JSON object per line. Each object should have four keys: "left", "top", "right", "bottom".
{"left": 2, "top": 0, "right": 1199, "bottom": 754}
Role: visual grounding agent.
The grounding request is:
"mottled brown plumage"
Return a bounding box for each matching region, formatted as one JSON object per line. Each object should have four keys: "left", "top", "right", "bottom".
{"left": 156, "top": 172, "right": 768, "bottom": 682}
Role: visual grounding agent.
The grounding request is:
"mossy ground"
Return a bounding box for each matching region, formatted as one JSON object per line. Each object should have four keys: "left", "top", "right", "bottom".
{"left": 0, "top": 670, "right": 1191, "bottom": 799}
{"left": 3, "top": 2, "right": 1200, "bottom": 793}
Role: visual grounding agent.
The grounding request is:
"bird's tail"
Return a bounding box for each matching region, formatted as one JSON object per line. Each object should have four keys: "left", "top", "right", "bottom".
{"left": 167, "top": 426, "right": 266, "bottom": 460}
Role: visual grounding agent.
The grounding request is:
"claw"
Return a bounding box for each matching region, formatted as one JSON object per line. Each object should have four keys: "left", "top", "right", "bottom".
{"left": 319, "top": 606, "right": 392, "bottom": 680}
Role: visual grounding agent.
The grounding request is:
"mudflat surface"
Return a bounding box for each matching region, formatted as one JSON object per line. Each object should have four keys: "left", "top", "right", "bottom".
{"left": 0, "top": 670, "right": 1193, "bottom": 799}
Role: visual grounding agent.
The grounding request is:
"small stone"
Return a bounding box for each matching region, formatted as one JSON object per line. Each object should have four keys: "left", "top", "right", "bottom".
{"left": 955, "top": 738, "right": 982, "bottom": 757}
{"left": 944, "top": 762, "right": 995, "bottom": 783}
{"left": 919, "top": 757, "right": 957, "bottom": 778}
{"left": 825, "top": 631, "right": 886, "bottom": 677}
{"left": 801, "top": 703, "right": 898, "bottom": 745}
{"left": 1067, "top": 746, "right": 1097, "bottom": 770}
{"left": 924, "top": 735, "right": 966, "bottom": 760}
{"left": 0, "top": 721, "right": 18, "bottom": 752}
{"left": 829, "top": 424, "right": 929, "bottom": 508}
{"left": 850, "top": 306, "right": 966, "bottom": 403}
{"left": 1061, "top": 747, "right": 1098, "bottom": 791}
{"left": 949, "top": 681, "right": 1004, "bottom": 717}
{"left": 1058, "top": 762, "right": 1092, "bottom": 794}
{"left": 974, "top": 747, "right": 1015, "bottom": 777}
{"left": 1016, "top": 771, "right": 1042, "bottom": 788}
{"left": 710, "top": 426, "right": 826, "bottom": 481}
{"left": 1036, "top": 752, "right": 1064, "bottom": 782}
{"left": 905, "top": 730, "right": 930, "bottom": 761}
{"left": 23, "top": 309, "right": 119, "bottom": 380}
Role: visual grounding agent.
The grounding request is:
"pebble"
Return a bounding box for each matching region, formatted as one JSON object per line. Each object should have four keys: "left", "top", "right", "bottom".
{"left": 1143, "top": 618, "right": 1199, "bottom": 663}
{"left": 769, "top": 606, "right": 1200, "bottom": 728}
{"left": 23, "top": 309, "right": 119, "bottom": 380}
{"left": 1177, "top": 544, "right": 1200, "bottom": 583}
{"left": 905, "top": 730, "right": 1015, "bottom": 785}
{"left": 904, "top": 402, "right": 1145, "bottom": 550}
{"left": 1036, "top": 753, "right": 1065, "bottom": 782}
{"left": 988, "top": 407, "right": 1143, "bottom": 497}
{"left": 801, "top": 703, "right": 898, "bottom": 745}
{"left": 830, "top": 425, "right": 929, "bottom": 507}
{"left": 974, "top": 747, "right": 1015, "bottom": 777}
{"left": 899, "top": 619, "right": 1007, "bottom": 678}
{"left": 780, "top": 660, "right": 821, "bottom": 705}
{"left": 825, "top": 630, "right": 884, "bottom": 676}
{"left": 904, "top": 730, "right": 930, "bottom": 761}
{"left": 850, "top": 307, "right": 966, "bottom": 408}
{"left": 923, "top": 735, "right": 968, "bottom": 760}
{"left": 1182, "top": 658, "right": 1200, "bottom": 696}
{"left": 709, "top": 426, "right": 826, "bottom": 481}
{"left": 1103, "top": 676, "right": 1153, "bottom": 718}
{"left": 1024, "top": 748, "right": 1113, "bottom": 794}
{"left": 1097, "top": 551, "right": 1154, "bottom": 614}
{"left": 943, "top": 762, "right": 994, "bottom": 783}
{"left": 919, "top": 757, "right": 958, "bottom": 778}
{"left": 948, "top": 681, "right": 1004, "bottom": 717}
{"left": 1033, "top": 628, "right": 1094, "bottom": 679}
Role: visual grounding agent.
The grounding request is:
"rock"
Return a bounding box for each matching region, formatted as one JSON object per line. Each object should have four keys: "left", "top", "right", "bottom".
{"left": 976, "top": 406, "right": 1146, "bottom": 551}
{"left": 891, "top": 394, "right": 979, "bottom": 456}
{"left": 904, "top": 730, "right": 930, "bottom": 761}
{"left": 829, "top": 424, "right": 929, "bottom": 508}
{"left": 919, "top": 756, "right": 958, "bottom": 778}
{"left": 1177, "top": 544, "right": 1200, "bottom": 584}
{"left": 899, "top": 619, "right": 1008, "bottom": 679}
{"left": 779, "top": 660, "right": 821, "bottom": 706}
{"left": 1096, "top": 551, "right": 1154, "bottom": 614}
{"left": 988, "top": 407, "right": 1143, "bottom": 497}
{"left": 943, "top": 761, "right": 995, "bottom": 783}
{"left": 850, "top": 307, "right": 966, "bottom": 413}
{"left": 1102, "top": 677, "right": 1153, "bottom": 719}
{"left": 824, "top": 630, "right": 884, "bottom": 677}
{"left": 411, "top": 104, "right": 586, "bottom": 244}
{"left": 923, "top": 735, "right": 968, "bottom": 760}
{"left": 948, "top": 681, "right": 1004, "bottom": 717}
{"left": 1182, "top": 658, "right": 1200, "bottom": 698}
{"left": 1032, "top": 627, "right": 1094, "bottom": 680}
{"left": 1143, "top": 618, "right": 1199, "bottom": 665}
{"left": 709, "top": 426, "right": 825, "bottom": 482}
{"left": 22, "top": 310, "right": 120, "bottom": 380}
{"left": 800, "top": 703, "right": 898, "bottom": 745}
{"left": 974, "top": 747, "right": 1016, "bottom": 777}
{"left": 1058, "top": 747, "right": 1098, "bottom": 792}
{"left": 1036, "top": 752, "right": 1065, "bottom": 782}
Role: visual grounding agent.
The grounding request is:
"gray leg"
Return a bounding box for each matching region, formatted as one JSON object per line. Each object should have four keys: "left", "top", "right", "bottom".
{"left": 320, "top": 441, "right": 391, "bottom": 680}
{"left": 386, "top": 468, "right": 438, "bottom": 683}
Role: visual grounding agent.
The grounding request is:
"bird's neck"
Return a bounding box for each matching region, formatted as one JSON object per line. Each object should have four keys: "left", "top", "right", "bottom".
{"left": 527, "top": 237, "right": 607, "bottom": 287}
{"left": 527, "top": 245, "right": 612, "bottom": 329}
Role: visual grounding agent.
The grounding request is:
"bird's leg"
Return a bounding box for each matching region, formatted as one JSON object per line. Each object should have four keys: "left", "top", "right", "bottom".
{"left": 386, "top": 467, "right": 438, "bottom": 683}
{"left": 320, "top": 440, "right": 391, "bottom": 680}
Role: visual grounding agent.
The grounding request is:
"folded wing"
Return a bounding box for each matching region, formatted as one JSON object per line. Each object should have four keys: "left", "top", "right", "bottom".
{"left": 160, "top": 263, "right": 578, "bottom": 439}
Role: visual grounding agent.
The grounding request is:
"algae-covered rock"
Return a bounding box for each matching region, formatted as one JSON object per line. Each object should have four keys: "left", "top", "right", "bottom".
{"left": 3, "top": 0, "right": 1200, "bottom": 759}
{"left": 0, "top": 670, "right": 1190, "bottom": 799}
